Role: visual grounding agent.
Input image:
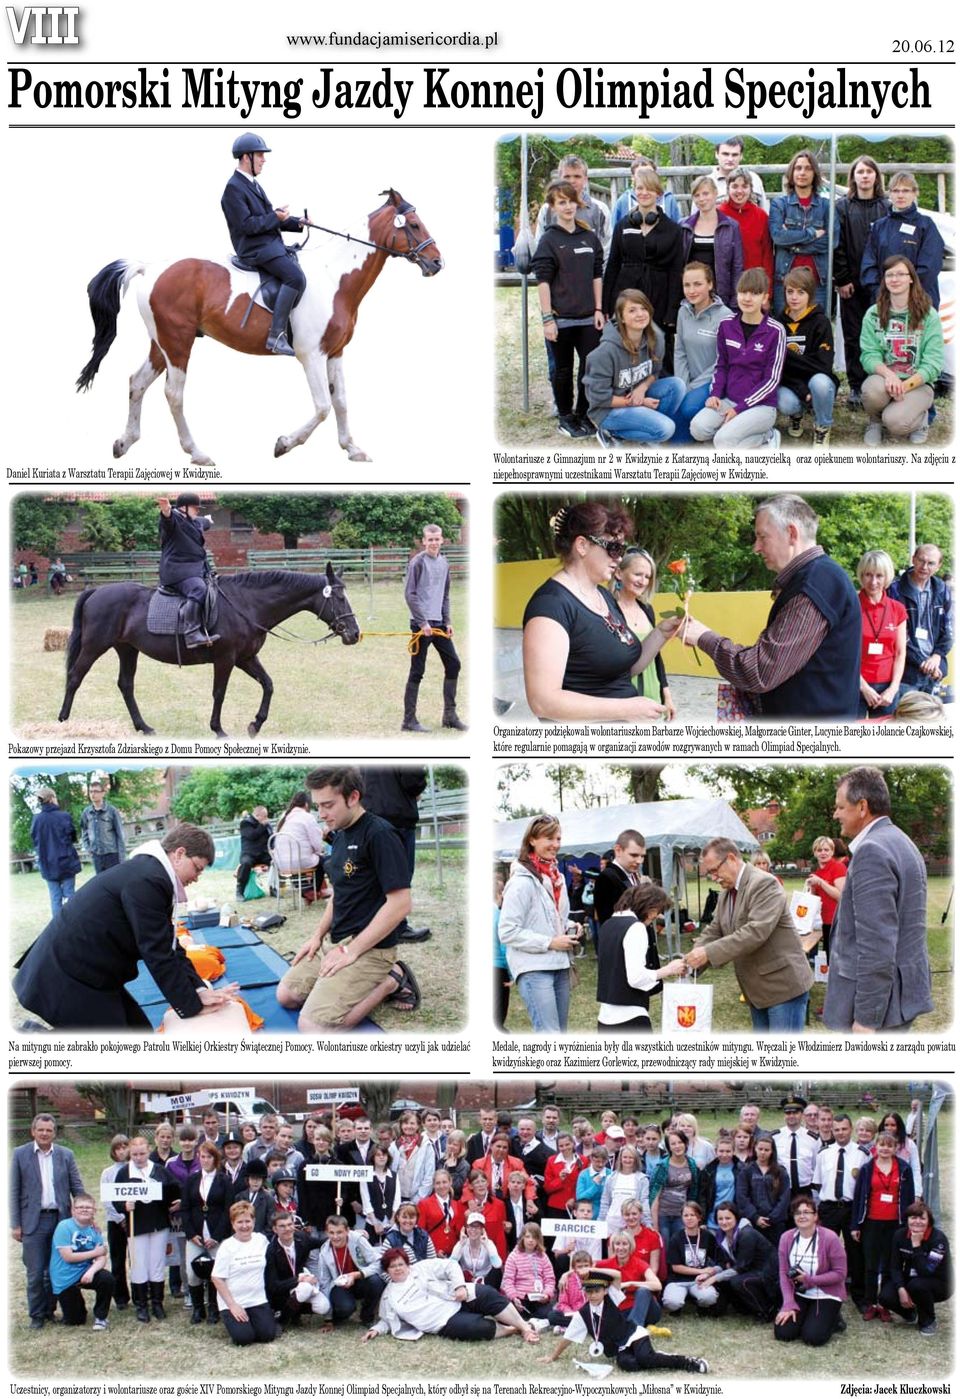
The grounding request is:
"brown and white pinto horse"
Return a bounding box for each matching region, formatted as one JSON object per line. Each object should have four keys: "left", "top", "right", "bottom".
{"left": 76, "top": 189, "right": 442, "bottom": 464}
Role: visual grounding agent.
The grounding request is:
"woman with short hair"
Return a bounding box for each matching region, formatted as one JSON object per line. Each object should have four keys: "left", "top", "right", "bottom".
{"left": 855, "top": 549, "right": 908, "bottom": 717}
{"left": 774, "top": 1195, "right": 847, "bottom": 1345}
{"left": 211, "top": 1202, "right": 277, "bottom": 1346}
{"left": 880, "top": 1201, "right": 952, "bottom": 1335}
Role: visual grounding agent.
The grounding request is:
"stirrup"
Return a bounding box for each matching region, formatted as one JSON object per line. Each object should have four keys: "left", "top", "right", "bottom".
{"left": 266, "top": 332, "right": 296, "bottom": 356}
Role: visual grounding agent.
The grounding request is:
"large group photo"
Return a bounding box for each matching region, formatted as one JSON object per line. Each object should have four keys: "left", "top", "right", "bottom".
{"left": 8, "top": 1078, "right": 951, "bottom": 1380}
{"left": 10, "top": 763, "right": 465, "bottom": 1035}
{"left": 494, "top": 490, "right": 952, "bottom": 722}
{"left": 11, "top": 490, "right": 468, "bottom": 740}
{"left": 493, "top": 761, "right": 950, "bottom": 1036}
{"left": 495, "top": 132, "right": 953, "bottom": 450}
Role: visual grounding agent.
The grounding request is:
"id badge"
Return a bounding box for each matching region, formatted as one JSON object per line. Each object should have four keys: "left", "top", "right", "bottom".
{"left": 915, "top": 627, "right": 930, "bottom": 641}
{"left": 880, "top": 1193, "right": 894, "bottom": 1203}
{"left": 899, "top": 222, "right": 916, "bottom": 235}
{"left": 867, "top": 642, "right": 884, "bottom": 656}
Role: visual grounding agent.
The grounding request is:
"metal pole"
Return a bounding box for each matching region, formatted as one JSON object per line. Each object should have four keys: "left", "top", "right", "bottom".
{"left": 520, "top": 132, "right": 530, "bottom": 412}
{"left": 827, "top": 133, "right": 837, "bottom": 319}
{"left": 427, "top": 765, "right": 443, "bottom": 887}
{"left": 368, "top": 546, "right": 374, "bottom": 618}
{"left": 910, "top": 493, "right": 917, "bottom": 561}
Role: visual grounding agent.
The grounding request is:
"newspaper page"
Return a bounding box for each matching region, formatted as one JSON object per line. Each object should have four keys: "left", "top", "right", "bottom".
{"left": 1, "top": 3, "right": 957, "bottom": 1397}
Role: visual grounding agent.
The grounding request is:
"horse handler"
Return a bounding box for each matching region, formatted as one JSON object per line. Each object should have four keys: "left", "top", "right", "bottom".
{"left": 158, "top": 493, "right": 220, "bottom": 648}
{"left": 276, "top": 767, "right": 421, "bottom": 1031}
{"left": 402, "top": 524, "right": 467, "bottom": 733}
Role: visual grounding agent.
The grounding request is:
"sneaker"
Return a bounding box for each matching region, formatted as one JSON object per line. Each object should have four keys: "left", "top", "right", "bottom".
{"left": 693, "top": 1359, "right": 710, "bottom": 1374}
{"left": 596, "top": 424, "right": 619, "bottom": 449}
{"left": 909, "top": 425, "right": 929, "bottom": 445}
{"left": 93, "top": 1318, "right": 108, "bottom": 1331}
{"left": 877, "top": 1307, "right": 893, "bottom": 1323}
{"left": 863, "top": 422, "right": 883, "bottom": 447}
{"left": 530, "top": 1317, "right": 551, "bottom": 1331}
{"left": 847, "top": 389, "right": 862, "bottom": 409}
{"left": 788, "top": 414, "right": 803, "bottom": 438}
{"left": 862, "top": 1305, "right": 880, "bottom": 1321}
{"left": 920, "top": 1320, "right": 938, "bottom": 1336}
{"left": 813, "top": 427, "right": 832, "bottom": 447}
{"left": 557, "top": 415, "right": 580, "bottom": 438}
{"left": 765, "top": 428, "right": 781, "bottom": 449}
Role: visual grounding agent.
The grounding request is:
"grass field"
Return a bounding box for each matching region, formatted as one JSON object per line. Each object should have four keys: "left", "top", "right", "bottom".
{"left": 496, "top": 287, "right": 955, "bottom": 449}
{"left": 7, "top": 1105, "right": 952, "bottom": 1379}
{"left": 10, "top": 582, "right": 469, "bottom": 741}
{"left": 503, "top": 876, "right": 954, "bottom": 1036}
{"left": 9, "top": 851, "right": 466, "bottom": 1033}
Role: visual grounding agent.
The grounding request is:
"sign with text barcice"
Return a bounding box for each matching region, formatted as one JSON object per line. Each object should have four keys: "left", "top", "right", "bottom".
{"left": 140, "top": 1088, "right": 256, "bottom": 1112}
{"left": 102, "top": 1179, "right": 164, "bottom": 1201}
{"left": 304, "top": 1165, "right": 375, "bottom": 1182}
{"left": 539, "top": 1219, "right": 608, "bottom": 1238}
{"left": 306, "top": 1088, "right": 361, "bottom": 1105}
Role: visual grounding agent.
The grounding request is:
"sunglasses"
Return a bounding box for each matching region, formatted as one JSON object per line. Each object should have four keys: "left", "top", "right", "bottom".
{"left": 584, "top": 534, "right": 626, "bottom": 560}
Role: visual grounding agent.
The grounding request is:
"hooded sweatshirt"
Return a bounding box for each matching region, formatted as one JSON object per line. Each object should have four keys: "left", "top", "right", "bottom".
{"left": 774, "top": 303, "right": 839, "bottom": 394}
{"left": 674, "top": 295, "right": 737, "bottom": 390}
{"left": 583, "top": 318, "right": 666, "bottom": 426}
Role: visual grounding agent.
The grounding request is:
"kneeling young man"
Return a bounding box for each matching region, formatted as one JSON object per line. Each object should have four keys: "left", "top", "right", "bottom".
{"left": 50, "top": 1195, "right": 114, "bottom": 1330}
{"left": 277, "top": 767, "right": 415, "bottom": 1031}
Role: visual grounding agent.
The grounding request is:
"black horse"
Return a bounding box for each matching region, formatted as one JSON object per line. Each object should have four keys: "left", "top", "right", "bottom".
{"left": 58, "top": 565, "right": 360, "bottom": 737}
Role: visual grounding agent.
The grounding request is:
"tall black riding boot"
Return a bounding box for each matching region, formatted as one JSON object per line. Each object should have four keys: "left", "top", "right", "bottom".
{"left": 401, "top": 680, "right": 429, "bottom": 733}
{"left": 149, "top": 1280, "right": 166, "bottom": 1319}
{"left": 207, "top": 1280, "right": 220, "bottom": 1324}
{"left": 266, "top": 283, "right": 298, "bottom": 356}
{"left": 442, "top": 675, "right": 467, "bottom": 730}
{"left": 189, "top": 1285, "right": 206, "bottom": 1325}
{"left": 132, "top": 1283, "right": 150, "bottom": 1323}
{"left": 182, "top": 599, "right": 219, "bottom": 648}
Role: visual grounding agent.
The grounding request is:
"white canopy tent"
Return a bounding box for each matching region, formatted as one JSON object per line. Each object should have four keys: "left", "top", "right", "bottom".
{"left": 494, "top": 797, "right": 759, "bottom": 957}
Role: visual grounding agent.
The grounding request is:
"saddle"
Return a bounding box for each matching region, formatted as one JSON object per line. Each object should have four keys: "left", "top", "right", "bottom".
{"left": 229, "top": 249, "right": 302, "bottom": 328}
{"left": 147, "top": 578, "right": 220, "bottom": 636}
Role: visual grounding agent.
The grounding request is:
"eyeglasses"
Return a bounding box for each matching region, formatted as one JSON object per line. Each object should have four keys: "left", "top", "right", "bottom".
{"left": 189, "top": 857, "right": 208, "bottom": 875}
{"left": 703, "top": 854, "right": 730, "bottom": 880}
{"left": 584, "top": 534, "right": 626, "bottom": 560}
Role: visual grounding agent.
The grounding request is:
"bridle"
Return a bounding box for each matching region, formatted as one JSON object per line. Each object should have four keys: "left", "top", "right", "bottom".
{"left": 218, "top": 582, "right": 358, "bottom": 647}
{"left": 297, "top": 191, "right": 440, "bottom": 272}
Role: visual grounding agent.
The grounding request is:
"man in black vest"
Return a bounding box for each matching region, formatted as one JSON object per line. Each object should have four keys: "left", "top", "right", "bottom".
{"left": 158, "top": 493, "right": 220, "bottom": 648}
{"left": 221, "top": 132, "right": 306, "bottom": 357}
{"left": 542, "top": 1273, "right": 709, "bottom": 1371}
{"left": 682, "top": 494, "right": 861, "bottom": 719}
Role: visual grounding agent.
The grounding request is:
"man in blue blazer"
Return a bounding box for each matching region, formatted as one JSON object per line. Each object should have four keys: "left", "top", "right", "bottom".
{"left": 824, "top": 767, "right": 933, "bottom": 1033}
{"left": 10, "top": 1114, "right": 85, "bottom": 1327}
{"left": 221, "top": 132, "right": 306, "bottom": 355}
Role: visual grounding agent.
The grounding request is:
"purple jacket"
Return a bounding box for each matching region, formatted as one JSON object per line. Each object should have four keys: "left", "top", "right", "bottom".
{"left": 681, "top": 212, "right": 744, "bottom": 310}
{"left": 778, "top": 1225, "right": 847, "bottom": 1310}
{"left": 710, "top": 314, "right": 786, "bottom": 414}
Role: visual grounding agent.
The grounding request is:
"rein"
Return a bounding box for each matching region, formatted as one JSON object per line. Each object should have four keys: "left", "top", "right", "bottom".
{"left": 300, "top": 196, "right": 435, "bottom": 264}
{"left": 217, "top": 588, "right": 354, "bottom": 647}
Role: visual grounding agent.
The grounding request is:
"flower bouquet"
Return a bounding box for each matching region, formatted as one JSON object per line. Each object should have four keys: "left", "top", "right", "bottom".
{"left": 661, "top": 555, "right": 701, "bottom": 665}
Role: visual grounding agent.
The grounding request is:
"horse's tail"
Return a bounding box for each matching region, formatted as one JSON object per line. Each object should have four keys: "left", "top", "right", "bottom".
{"left": 64, "top": 588, "right": 96, "bottom": 674}
{"left": 76, "top": 260, "right": 146, "bottom": 392}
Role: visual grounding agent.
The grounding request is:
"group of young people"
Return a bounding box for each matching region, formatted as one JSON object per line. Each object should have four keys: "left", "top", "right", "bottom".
{"left": 45, "top": 1097, "right": 947, "bottom": 1370}
{"left": 530, "top": 146, "right": 945, "bottom": 449}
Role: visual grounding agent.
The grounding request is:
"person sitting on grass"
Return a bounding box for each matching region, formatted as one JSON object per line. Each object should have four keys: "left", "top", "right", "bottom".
{"left": 538, "top": 1271, "right": 709, "bottom": 1372}
{"left": 362, "top": 1248, "right": 542, "bottom": 1344}
{"left": 859, "top": 256, "right": 944, "bottom": 447}
{"left": 774, "top": 266, "right": 838, "bottom": 447}
{"left": 50, "top": 1194, "right": 114, "bottom": 1331}
{"left": 210, "top": 1202, "right": 277, "bottom": 1347}
{"left": 382, "top": 1200, "right": 438, "bottom": 1263}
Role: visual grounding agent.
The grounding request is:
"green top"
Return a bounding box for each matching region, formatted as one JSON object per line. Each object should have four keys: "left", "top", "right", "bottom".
{"left": 628, "top": 609, "right": 662, "bottom": 703}
{"left": 859, "top": 304, "right": 944, "bottom": 384}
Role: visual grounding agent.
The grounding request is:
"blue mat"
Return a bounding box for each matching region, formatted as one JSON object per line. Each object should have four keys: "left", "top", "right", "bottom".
{"left": 126, "top": 934, "right": 297, "bottom": 1031}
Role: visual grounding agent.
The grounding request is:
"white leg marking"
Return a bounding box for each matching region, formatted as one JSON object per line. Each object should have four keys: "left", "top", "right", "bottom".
{"left": 164, "top": 366, "right": 214, "bottom": 466}
{"left": 274, "top": 349, "right": 332, "bottom": 457}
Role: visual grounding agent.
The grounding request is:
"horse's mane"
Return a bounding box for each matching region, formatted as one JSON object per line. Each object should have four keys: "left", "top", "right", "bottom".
{"left": 222, "top": 570, "right": 334, "bottom": 590}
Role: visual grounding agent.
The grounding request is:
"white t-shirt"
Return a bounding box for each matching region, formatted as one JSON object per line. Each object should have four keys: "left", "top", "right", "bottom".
{"left": 212, "top": 1232, "right": 269, "bottom": 1310}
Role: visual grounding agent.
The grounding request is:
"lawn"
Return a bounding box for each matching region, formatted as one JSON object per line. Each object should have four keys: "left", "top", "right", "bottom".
{"left": 10, "top": 851, "right": 466, "bottom": 1033}
{"left": 10, "top": 582, "right": 469, "bottom": 741}
{"left": 504, "top": 875, "right": 954, "bottom": 1036}
{"left": 496, "top": 286, "right": 955, "bottom": 449}
{"left": 7, "top": 1105, "right": 952, "bottom": 1379}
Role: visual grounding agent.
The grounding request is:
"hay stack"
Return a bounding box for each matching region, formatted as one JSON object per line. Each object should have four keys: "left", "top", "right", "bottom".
{"left": 43, "top": 627, "right": 71, "bottom": 651}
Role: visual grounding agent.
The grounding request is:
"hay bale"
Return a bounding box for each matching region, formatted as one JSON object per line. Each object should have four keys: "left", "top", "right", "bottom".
{"left": 43, "top": 627, "right": 70, "bottom": 651}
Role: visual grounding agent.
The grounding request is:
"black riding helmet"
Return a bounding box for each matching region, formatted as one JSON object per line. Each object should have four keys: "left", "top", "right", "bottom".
{"left": 174, "top": 491, "right": 201, "bottom": 510}
{"left": 232, "top": 132, "right": 271, "bottom": 160}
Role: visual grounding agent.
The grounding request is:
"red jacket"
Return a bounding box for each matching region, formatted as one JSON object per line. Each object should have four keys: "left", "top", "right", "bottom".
{"left": 417, "top": 1194, "right": 466, "bottom": 1256}
{"left": 543, "top": 1153, "right": 585, "bottom": 1213}
{"left": 719, "top": 199, "right": 774, "bottom": 290}
{"left": 469, "top": 1153, "right": 537, "bottom": 1202}
{"left": 463, "top": 1196, "right": 508, "bottom": 1260}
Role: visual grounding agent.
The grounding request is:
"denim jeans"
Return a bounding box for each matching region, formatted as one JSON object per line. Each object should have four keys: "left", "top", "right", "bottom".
{"left": 516, "top": 968, "right": 571, "bottom": 1032}
{"left": 748, "top": 990, "right": 809, "bottom": 1032}
{"left": 658, "top": 1213, "right": 688, "bottom": 1249}
{"left": 777, "top": 374, "right": 836, "bottom": 428}
{"left": 628, "top": 1287, "right": 663, "bottom": 1327}
{"left": 44, "top": 876, "right": 75, "bottom": 916}
{"left": 672, "top": 381, "right": 712, "bottom": 444}
{"left": 601, "top": 377, "right": 685, "bottom": 443}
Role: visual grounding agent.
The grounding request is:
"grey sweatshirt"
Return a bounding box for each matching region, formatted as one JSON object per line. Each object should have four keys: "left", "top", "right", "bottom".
{"left": 583, "top": 319, "right": 667, "bottom": 426}
{"left": 674, "top": 294, "right": 737, "bottom": 390}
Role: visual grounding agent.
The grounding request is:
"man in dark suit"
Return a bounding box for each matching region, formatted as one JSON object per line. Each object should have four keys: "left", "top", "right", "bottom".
{"left": 10, "top": 1114, "right": 85, "bottom": 1328}
{"left": 221, "top": 131, "right": 306, "bottom": 355}
{"left": 592, "top": 830, "right": 647, "bottom": 926}
{"left": 824, "top": 767, "right": 933, "bottom": 1033}
{"left": 514, "top": 1117, "right": 550, "bottom": 1208}
{"left": 466, "top": 1108, "right": 499, "bottom": 1165}
{"left": 685, "top": 838, "right": 813, "bottom": 1031}
{"left": 264, "top": 1215, "right": 328, "bottom": 1326}
{"left": 14, "top": 824, "right": 238, "bottom": 1030}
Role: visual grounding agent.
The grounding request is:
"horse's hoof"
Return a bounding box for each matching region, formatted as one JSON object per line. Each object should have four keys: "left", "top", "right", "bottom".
{"left": 274, "top": 437, "right": 290, "bottom": 458}
{"left": 191, "top": 453, "right": 214, "bottom": 467}
{"left": 247, "top": 721, "right": 261, "bottom": 738}
{"left": 213, "top": 730, "right": 228, "bottom": 740}
{"left": 348, "top": 448, "right": 372, "bottom": 462}
{"left": 138, "top": 726, "right": 156, "bottom": 735}
{"left": 112, "top": 439, "right": 127, "bottom": 458}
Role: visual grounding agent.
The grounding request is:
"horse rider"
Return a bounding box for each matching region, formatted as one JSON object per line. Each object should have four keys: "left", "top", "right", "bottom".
{"left": 158, "top": 494, "right": 220, "bottom": 648}
{"left": 221, "top": 132, "right": 306, "bottom": 357}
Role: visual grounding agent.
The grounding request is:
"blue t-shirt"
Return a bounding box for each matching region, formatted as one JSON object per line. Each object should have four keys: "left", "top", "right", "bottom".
{"left": 49, "top": 1218, "right": 104, "bottom": 1294}
{"left": 707, "top": 1162, "right": 737, "bottom": 1228}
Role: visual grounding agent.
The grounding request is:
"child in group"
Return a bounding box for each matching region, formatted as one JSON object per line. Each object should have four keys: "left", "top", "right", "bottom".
{"left": 113, "top": 1135, "right": 178, "bottom": 1324}
{"left": 690, "top": 268, "right": 785, "bottom": 449}
{"left": 672, "top": 261, "right": 737, "bottom": 442}
{"left": 539, "top": 1271, "right": 709, "bottom": 1373}
{"left": 502, "top": 1222, "right": 557, "bottom": 1321}
{"left": 270, "top": 1169, "right": 301, "bottom": 1221}
{"left": 553, "top": 1200, "right": 606, "bottom": 1273}
{"left": 548, "top": 1249, "right": 597, "bottom": 1330}
{"left": 774, "top": 266, "right": 839, "bottom": 447}
{"left": 50, "top": 1194, "right": 114, "bottom": 1330}
{"left": 640, "top": 1125, "right": 666, "bottom": 1179}
{"left": 860, "top": 256, "right": 944, "bottom": 446}
{"left": 531, "top": 179, "right": 605, "bottom": 439}
{"left": 100, "top": 1133, "right": 131, "bottom": 1312}
{"left": 584, "top": 288, "right": 684, "bottom": 447}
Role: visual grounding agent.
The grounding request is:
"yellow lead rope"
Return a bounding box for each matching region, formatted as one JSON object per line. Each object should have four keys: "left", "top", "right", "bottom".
{"left": 358, "top": 627, "right": 452, "bottom": 655}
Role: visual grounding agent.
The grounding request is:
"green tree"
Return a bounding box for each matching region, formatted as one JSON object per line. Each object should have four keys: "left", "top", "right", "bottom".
{"left": 171, "top": 767, "right": 309, "bottom": 824}
{"left": 11, "top": 770, "right": 167, "bottom": 855}
{"left": 218, "top": 496, "right": 338, "bottom": 550}
{"left": 74, "top": 1084, "right": 138, "bottom": 1135}
{"left": 330, "top": 495, "right": 463, "bottom": 549}
{"left": 79, "top": 498, "right": 160, "bottom": 551}
{"left": 608, "top": 765, "right": 667, "bottom": 804}
{"left": 12, "top": 497, "right": 74, "bottom": 557}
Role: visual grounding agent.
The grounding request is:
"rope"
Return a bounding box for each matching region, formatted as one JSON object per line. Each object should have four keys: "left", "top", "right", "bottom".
{"left": 359, "top": 627, "right": 452, "bottom": 655}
